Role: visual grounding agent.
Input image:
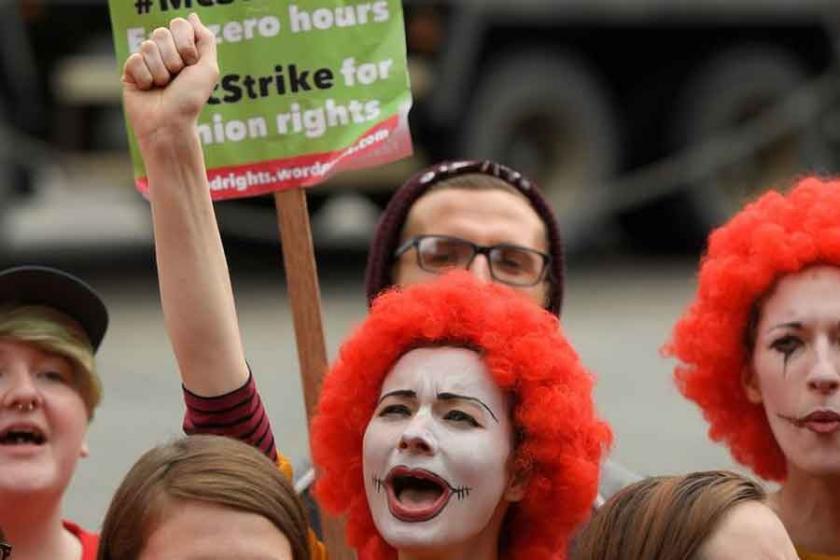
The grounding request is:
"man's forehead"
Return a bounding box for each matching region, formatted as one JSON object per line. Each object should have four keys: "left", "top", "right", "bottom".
{"left": 408, "top": 187, "right": 540, "bottom": 221}
{"left": 404, "top": 188, "right": 547, "bottom": 249}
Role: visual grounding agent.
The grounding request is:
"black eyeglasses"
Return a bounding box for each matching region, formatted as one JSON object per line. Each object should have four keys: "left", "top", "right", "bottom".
{"left": 394, "top": 235, "right": 550, "bottom": 287}
{"left": 0, "top": 541, "right": 11, "bottom": 560}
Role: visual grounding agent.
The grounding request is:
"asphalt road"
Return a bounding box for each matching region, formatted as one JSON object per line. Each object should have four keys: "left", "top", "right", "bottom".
{"left": 11, "top": 245, "right": 742, "bottom": 530}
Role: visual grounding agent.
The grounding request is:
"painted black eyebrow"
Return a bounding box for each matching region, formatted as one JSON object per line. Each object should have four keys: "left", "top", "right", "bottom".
{"left": 767, "top": 321, "right": 803, "bottom": 334}
{"left": 437, "top": 392, "right": 499, "bottom": 423}
{"left": 377, "top": 389, "right": 416, "bottom": 406}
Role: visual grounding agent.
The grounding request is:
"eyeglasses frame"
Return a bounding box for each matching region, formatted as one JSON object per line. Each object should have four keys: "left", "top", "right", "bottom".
{"left": 394, "top": 234, "right": 551, "bottom": 287}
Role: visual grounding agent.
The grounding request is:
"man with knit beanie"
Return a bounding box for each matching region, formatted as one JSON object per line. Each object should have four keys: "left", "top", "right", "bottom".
{"left": 365, "top": 159, "right": 564, "bottom": 315}
{"left": 363, "top": 159, "right": 638, "bottom": 507}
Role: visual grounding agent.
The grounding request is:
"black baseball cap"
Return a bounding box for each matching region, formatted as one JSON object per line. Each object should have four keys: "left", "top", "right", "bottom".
{"left": 0, "top": 266, "right": 109, "bottom": 351}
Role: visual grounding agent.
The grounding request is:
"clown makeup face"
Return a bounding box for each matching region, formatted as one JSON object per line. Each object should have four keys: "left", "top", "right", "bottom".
{"left": 746, "top": 265, "right": 840, "bottom": 475}
{"left": 362, "top": 347, "right": 524, "bottom": 554}
{"left": 0, "top": 339, "right": 88, "bottom": 499}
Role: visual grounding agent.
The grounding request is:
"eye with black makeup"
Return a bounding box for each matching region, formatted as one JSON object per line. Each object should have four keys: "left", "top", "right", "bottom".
{"left": 378, "top": 403, "right": 412, "bottom": 418}
{"left": 443, "top": 409, "right": 481, "bottom": 427}
{"left": 769, "top": 335, "right": 802, "bottom": 359}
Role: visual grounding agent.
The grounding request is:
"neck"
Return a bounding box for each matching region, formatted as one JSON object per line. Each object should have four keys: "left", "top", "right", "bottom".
{"left": 772, "top": 465, "right": 840, "bottom": 554}
{"left": 0, "top": 493, "right": 80, "bottom": 560}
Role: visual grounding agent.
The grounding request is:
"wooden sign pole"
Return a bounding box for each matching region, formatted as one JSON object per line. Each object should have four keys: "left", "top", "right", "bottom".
{"left": 274, "top": 187, "right": 356, "bottom": 560}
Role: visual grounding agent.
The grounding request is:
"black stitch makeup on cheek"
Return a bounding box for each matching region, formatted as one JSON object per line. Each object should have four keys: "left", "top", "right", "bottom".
{"left": 373, "top": 475, "right": 386, "bottom": 493}
{"left": 453, "top": 485, "right": 472, "bottom": 500}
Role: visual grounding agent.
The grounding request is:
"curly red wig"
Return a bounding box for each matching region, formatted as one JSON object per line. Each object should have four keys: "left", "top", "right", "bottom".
{"left": 666, "top": 176, "right": 840, "bottom": 481}
{"left": 310, "top": 272, "right": 611, "bottom": 560}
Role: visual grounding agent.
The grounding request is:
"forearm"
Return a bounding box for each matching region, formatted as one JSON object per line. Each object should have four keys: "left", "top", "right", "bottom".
{"left": 143, "top": 128, "right": 249, "bottom": 396}
{"left": 182, "top": 372, "right": 278, "bottom": 461}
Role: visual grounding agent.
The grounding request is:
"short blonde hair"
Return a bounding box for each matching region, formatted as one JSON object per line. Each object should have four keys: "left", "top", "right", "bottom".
{"left": 0, "top": 305, "right": 100, "bottom": 418}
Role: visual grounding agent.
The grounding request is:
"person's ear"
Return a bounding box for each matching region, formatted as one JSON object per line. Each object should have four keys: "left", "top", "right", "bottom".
{"left": 504, "top": 463, "right": 530, "bottom": 503}
{"left": 80, "top": 439, "right": 90, "bottom": 459}
{"left": 742, "top": 364, "right": 763, "bottom": 404}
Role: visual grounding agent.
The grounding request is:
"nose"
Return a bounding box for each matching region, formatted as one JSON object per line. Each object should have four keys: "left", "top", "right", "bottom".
{"left": 467, "top": 254, "right": 493, "bottom": 283}
{"left": 1, "top": 371, "right": 42, "bottom": 412}
{"left": 398, "top": 415, "right": 438, "bottom": 455}
{"left": 807, "top": 339, "right": 840, "bottom": 396}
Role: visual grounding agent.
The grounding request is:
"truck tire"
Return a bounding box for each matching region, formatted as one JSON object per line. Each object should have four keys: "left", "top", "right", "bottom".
{"left": 666, "top": 45, "right": 826, "bottom": 246}
{"left": 459, "top": 50, "right": 620, "bottom": 251}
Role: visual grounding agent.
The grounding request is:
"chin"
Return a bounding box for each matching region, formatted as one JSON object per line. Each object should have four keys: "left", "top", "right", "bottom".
{"left": 0, "top": 464, "right": 66, "bottom": 497}
{"left": 783, "top": 441, "right": 840, "bottom": 477}
{"left": 371, "top": 507, "right": 479, "bottom": 551}
{"left": 378, "top": 523, "right": 464, "bottom": 553}
{"left": 772, "top": 425, "right": 840, "bottom": 477}
{"left": 791, "top": 456, "right": 840, "bottom": 477}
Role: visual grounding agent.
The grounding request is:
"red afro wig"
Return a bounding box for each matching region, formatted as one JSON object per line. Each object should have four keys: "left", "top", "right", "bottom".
{"left": 666, "top": 176, "right": 840, "bottom": 481}
{"left": 310, "top": 272, "right": 611, "bottom": 560}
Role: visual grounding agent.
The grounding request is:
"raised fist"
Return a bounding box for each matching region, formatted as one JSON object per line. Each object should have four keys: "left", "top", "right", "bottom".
{"left": 121, "top": 13, "right": 219, "bottom": 146}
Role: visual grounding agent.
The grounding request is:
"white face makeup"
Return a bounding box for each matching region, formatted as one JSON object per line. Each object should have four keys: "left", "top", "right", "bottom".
{"left": 362, "top": 347, "right": 521, "bottom": 553}
{"left": 748, "top": 265, "right": 840, "bottom": 475}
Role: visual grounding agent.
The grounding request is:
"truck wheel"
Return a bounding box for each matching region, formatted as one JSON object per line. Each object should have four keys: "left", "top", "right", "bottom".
{"left": 669, "top": 45, "right": 826, "bottom": 244}
{"left": 459, "top": 50, "right": 619, "bottom": 251}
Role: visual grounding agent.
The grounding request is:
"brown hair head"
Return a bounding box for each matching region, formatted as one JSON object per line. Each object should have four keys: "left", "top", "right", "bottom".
{"left": 98, "top": 435, "right": 311, "bottom": 560}
{"left": 572, "top": 470, "right": 766, "bottom": 560}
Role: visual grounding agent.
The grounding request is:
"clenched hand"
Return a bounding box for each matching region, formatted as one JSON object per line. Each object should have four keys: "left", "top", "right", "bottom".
{"left": 121, "top": 13, "right": 219, "bottom": 146}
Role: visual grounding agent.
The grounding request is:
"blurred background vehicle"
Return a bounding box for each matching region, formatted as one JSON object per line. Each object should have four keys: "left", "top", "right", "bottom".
{"left": 406, "top": 0, "right": 840, "bottom": 250}
{"left": 3, "top": 0, "right": 840, "bottom": 256}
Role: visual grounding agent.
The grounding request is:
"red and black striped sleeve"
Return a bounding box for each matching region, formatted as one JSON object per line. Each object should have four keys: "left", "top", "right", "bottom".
{"left": 182, "top": 373, "right": 277, "bottom": 462}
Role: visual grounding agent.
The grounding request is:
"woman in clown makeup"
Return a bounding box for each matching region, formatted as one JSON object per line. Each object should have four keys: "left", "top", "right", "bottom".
{"left": 120, "top": 15, "right": 611, "bottom": 560}
{"left": 668, "top": 176, "right": 840, "bottom": 560}
{"left": 308, "top": 271, "right": 610, "bottom": 559}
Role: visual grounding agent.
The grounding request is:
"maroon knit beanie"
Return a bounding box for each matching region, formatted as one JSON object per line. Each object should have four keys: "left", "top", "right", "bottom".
{"left": 364, "top": 160, "right": 565, "bottom": 315}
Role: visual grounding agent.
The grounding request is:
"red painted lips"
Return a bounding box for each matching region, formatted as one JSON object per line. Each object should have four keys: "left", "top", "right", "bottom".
{"left": 784, "top": 409, "right": 840, "bottom": 434}
{"left": 385, "top": 466, "right": 452, "bottom": 522}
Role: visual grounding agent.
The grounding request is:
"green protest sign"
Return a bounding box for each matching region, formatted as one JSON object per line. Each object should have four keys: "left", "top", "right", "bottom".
{"left": 109, "top": 0, "right": 413, "bottom": 199}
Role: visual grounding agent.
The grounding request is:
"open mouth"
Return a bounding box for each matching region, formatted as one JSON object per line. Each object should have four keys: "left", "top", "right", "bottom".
{"left": 384, "top": 467, "right": 453, "bottom": 522}
{"left": 0, "top": 425, "right": 46, "bottom": 446}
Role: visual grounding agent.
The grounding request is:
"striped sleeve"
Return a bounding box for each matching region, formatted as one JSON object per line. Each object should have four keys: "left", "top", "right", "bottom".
{"left": 182, "top": 373, "right": 278, "bottom": 462}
